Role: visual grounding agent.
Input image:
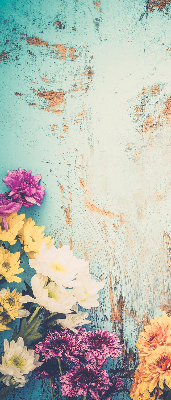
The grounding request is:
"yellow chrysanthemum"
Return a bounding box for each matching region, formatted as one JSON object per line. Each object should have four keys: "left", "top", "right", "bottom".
{"left": 18, "top": 217, "right": 52, "bottom": 259}
{"left": 130, "top": 363, "right": 163, "bottom": 400}
{"left": 136, "top": 313, "right": 171, "bottom": 360}
{"left": 0, "top": 213, "right": 25, "bottom": 245}
{"left": 0, "top": 311, "right": 12, "bottom": 331}
{"left": 0, "top": 246, "right": 23, "bottom": 283}
{"left": 0, "top": 288, "right": 22, "bottom": 320}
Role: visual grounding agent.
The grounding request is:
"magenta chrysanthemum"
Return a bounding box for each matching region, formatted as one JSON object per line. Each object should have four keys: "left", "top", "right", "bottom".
{"left": 0, "top": 193, "right": 22, "bottom": 230}
{"left": 100, "top": 375, "right": 124, "bottom": 399}
{"left": 60, "top": 363, "right": 110, "bottom": 399}
{"left": 3, "top": 168, "right": 45, "bottom": 207}
{"left": 84, "top": 330, "right": 122, "bottom": 366}
{"left": 35, "top": 328, "right": 88, "bottom": 363}
{"left": 35, "top": 358, "right": 61, "bottom": 388}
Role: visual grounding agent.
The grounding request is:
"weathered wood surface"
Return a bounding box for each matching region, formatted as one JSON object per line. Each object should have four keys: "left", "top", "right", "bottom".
{"left": 1, "top": 0, "right": 171, "bottom": 398}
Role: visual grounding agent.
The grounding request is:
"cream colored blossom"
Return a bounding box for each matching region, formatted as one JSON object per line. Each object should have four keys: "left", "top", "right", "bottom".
{"left": 0, "top": 337, "right": 42, "bottom": 387}
{"left": 20, "top": 273, "right": 77, "bottom": 314}
{"left": 29, "top": 243, "right": 88, "bottom": 286}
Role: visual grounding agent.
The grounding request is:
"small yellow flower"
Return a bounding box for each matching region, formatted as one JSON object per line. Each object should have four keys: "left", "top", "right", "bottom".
{"left": 0, "top": 246, "right": 23, "bottom": 283}
{"left": 18, "top": 218, "right": 52, "bottom": 259}
{"left": 0, "top": 213, "right": 25, "bottom": 245}
{"left": 0, "top": 311, "right": 12, "bottom": 331}
{"left": 0, "top": 288, "right": 22, "bottom": 320}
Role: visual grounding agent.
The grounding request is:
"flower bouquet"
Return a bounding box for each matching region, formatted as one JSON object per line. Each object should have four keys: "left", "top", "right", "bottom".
{"left": 0, "top": 168, "right": 124, "bottom": 400}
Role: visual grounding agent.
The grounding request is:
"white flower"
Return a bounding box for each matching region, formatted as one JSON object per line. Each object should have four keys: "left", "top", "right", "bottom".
{"left": 57, "top": 312, "right": 90, "bottom": 333}
{"left": 72, "top": 267, "right": 105, "bottom": 309}
{"left": 29, "top": 243, "right": 88, "bottom": 287}
{"left": 20, "top": 273, "right": 77, "bottom": 314}
{"left": 57, "top": 304, "right": 91, "bottom": 332}
{"left": 0, "top": 337, "right": 42, "bottom": 387}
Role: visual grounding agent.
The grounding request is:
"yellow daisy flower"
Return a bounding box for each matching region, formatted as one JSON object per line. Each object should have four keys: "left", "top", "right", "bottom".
{"left": 130, "top": 363, "right": 163, "bottom": 400}
{"left": 0, "top": 246, "right": 24, "bottom": 283}
{"left": 0, "top": 288, "right": 22, "bottom": 320}
{"left": 0, "top": 310, "right": 12, "bottom": 331}
{"left": 0, "top": 213, "right": 25, "bottom": 245}
{"left": 18, "top": 217, "right": 52, "bottom": 259}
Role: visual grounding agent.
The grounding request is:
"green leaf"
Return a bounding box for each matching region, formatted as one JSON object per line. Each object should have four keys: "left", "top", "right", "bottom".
{"left": 0, "top": 383, "right": 17, "bottom": 399}
{"left": 12, "top": 317, "right": 42, "bottom": 345}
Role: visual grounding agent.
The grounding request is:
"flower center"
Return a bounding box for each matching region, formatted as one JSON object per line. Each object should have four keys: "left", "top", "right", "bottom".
{"left": 6, "top": 297, "right": 15, "bottom": 307}
{"left": 50, "top": 262, "right": 66, "bottom": 273}
{"left": 0, "top": 221, "right": 5, "bottom": 231}
{"left": 7, "top": 355, "right": 26, "bottom": 370}
{"left": 48, "top": 289, "right": 58, "bottom": 301}
{"left": 157, "top": 355, "right": 171, "bottom": 371}
{"left": 80, "top": 286, "right": 89, "bottom": 302}
{"left": 2, "top": 262, "right": 11, "bottom": 271}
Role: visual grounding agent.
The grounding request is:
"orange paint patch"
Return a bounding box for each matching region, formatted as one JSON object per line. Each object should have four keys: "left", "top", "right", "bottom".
{"left": 55, "top": 20, "right": 63, "bottom": 29}
{"left": 51, "top": 124, "right": 58, "bottom": 133}
{"left": 142, "top": 115, "right": 154, "bottom": 133}
{"left": 64, "top": 204, "right": 73, "bottom": 227}
{"left": 0, "top": 50, "right": 8, "bottom": 62}
{"left": 29, "top": 103, "right": 37, "bottom": 107}
{"left": 69, "top": 47, "right": 77, "bottom": 61}
{"left": 15, "top": 92, "right": 22, "bottom": 98}
{"left": 40, "top": 76, "right": 49, "bottom": 83}
{"left": 79, "top": 177, "right": 119, "bottom": 218}
{"left": 162, "top": 96, "right": 171, "bottom": 123}
{"left": 63, "top": 125, "right": 69, "bottom": 132}
{"left": 53, "top": 44, "right": 67, "bottom": 60}
{"left": 146, "top": 0, "right": 171, "bottom": 12}
{"left": 26, "top": 36, "right": 49, "bottom": 46}
{"left": 37, "top": 90, "right": 66, "bottom": 113}
{"left": 93, "top": 1, "right": 103, "bottom": 12}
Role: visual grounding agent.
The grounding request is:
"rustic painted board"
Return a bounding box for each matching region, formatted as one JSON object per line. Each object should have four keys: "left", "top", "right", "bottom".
{"left": 1, "top": 0, "right": 171, "bottom": 399}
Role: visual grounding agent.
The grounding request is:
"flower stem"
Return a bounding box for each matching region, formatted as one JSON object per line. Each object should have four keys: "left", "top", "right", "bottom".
{"left": 0, "top": 374, "right": 5, "bottom": 382}
{"left": 50, "top": 379, "right": 54, "bottom": 400}
{"left": 57, "top": 357, "right": 62, "bottom": 376}
{"left": 28, "top": 305, "right": 41, "bottom": 324}
{"left": 82, "top": 397, "right": 86, "bottom": 400}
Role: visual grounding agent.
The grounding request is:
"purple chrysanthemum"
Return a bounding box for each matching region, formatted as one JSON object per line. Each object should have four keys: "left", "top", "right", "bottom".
{"left": 60, "top": 363, "right": 110, "bottom": 399}
{"left": 0, "top": 192, "right": 22, "bottom": 230}
{"left": 34, "top": 358, "right": 61, "bottom": 388}
{"left": 83, "top": 330, "right": 122, "bottom": 366}
{"left": 35, "top": 328, "right": 88, "bottom": 363}
{"left": 100, "top": 375, "right": 124, "bottom": 399}
{"left": 3, "top": 168, "right": 45, "bottom": 207}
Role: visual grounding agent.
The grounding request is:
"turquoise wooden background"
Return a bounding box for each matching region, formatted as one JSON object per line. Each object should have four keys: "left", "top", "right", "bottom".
{"left": 1, "top": 0, "right": 171, "bottom": 398}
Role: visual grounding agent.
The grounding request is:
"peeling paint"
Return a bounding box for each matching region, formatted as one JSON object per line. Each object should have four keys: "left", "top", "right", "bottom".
{"left": 79, "top": 177, "right": 119, "bottom": 218}
{"left": 37, "top": 90, "right": 66, "bottom": 113}
{"left": 0, "top": 50, "right": 8, "bottom": 62}
{"left": 64, "top": 204, "right": 73, "bottom": 227}
{"left": 146, "top": 0, "right": 171, "bottom": 12}
{"left": 69, "top": 47, "right": 77, "bottom": 61}
{"left": 93, "top": 1, "right": 103, "bottom": 13}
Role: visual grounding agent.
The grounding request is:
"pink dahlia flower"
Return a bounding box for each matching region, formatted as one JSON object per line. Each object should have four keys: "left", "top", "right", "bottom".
{"left": 60, "top": 363, "right": 110, "bottom": 399}
{"left": 3, "top": 168, "right": 45, "bottom": 207}
{"left": 35, "top": 358, "right": 61, "bottom": 388}
{"left": 83, "top": 330, "right": 122, "bottom": 366}
{"left": 35, "top": 328, "right": 87, "bottom": 363}
{"left": 0, "top": 193, "right": 22, "bottom": 230}
{"left": 100, "top": 375, "right": 124, "bottom": 399}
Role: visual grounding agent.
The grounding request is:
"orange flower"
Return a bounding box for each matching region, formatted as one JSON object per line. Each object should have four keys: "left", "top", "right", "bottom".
{"left": 136, "top": 313, "right": 171, "bottom": 359}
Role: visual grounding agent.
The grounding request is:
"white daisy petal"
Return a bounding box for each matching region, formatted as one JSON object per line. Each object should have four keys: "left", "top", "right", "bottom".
{"left": 0, "top": 337, "right": 42, "bottom": 387}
